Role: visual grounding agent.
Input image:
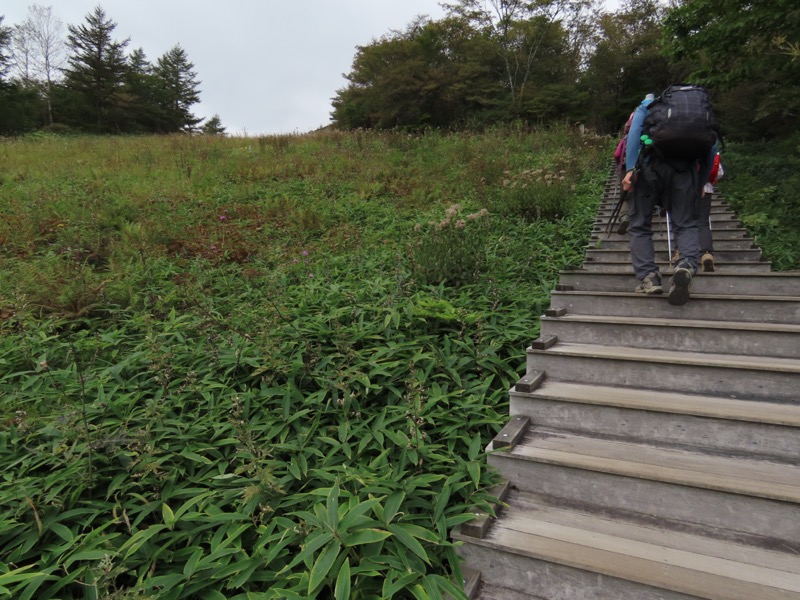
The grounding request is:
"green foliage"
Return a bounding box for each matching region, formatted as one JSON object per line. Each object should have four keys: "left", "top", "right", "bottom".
{"left": 662, "top": 0, "right": 800, "bottom": 139}
{"left": 63, "top": 7, "right": 130, "bottom": 132}
{"left": 718, "top": 138, "right": 800, "bottom": 270}
{"left": 493, "top": 165, "right": 576, "bottom": 221}
{"left": 153, "top": 45, "right": 202, "bottom": 133}
{"left": 0, "top": 127, "right": 608, "bottom": 597}
{"left": 580, "top": 0, "right": 678, "bottom": 134}
{"left": 332, "top": 5, "right": 591, "bottom": 131}
{"left": 410, "top": 204, "right": 491, "bottom": 286}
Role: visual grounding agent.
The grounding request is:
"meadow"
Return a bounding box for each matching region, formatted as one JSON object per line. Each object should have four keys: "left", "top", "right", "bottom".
{"left": 0, "top": 127, "right": 612, "bottom": 599}
{"left": 1, "top": 127, "right": 792, "bottom": 599}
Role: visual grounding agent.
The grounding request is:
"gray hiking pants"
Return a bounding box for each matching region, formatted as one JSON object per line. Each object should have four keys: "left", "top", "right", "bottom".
{"left": 698, "top": 191, "right": 713, "bottom": 253}
{"left": 629, "top": 157, "right": 701, "bottom": 280}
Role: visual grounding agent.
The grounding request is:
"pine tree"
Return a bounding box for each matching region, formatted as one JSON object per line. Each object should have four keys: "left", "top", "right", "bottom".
{"left": 63, "top": 6, "right": 129, "bottom": 131}
{"left": 153, "top": 44, "right": 201, "bottom": 132}
{"left": 201, "top": 114, "right": 226, "bottom": 135}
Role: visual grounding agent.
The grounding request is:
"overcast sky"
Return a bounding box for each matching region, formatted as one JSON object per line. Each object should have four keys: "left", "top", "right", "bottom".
{"left": 2, "top": 1, "right": 621, "bottom": 136}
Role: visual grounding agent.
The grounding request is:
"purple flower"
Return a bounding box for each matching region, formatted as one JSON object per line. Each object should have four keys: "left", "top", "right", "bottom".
{"left": 292, "top": 259, "right": 299, "bottom": 264}
{"left": 219, "top": 215, "right": 227, "bottom": 221}
{"left": 301, "top": 249, "right": 309, "bottom": 257}
{"left": 210, "top": 245, "right": 217, "bottom": 250}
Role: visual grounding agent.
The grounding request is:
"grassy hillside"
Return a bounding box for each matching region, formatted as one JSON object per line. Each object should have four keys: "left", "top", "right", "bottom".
{"left": 0, "top": 127, "right": 610, "bottom": 599}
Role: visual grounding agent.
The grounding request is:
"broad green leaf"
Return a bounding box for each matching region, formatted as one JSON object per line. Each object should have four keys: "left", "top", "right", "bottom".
{"left": 383, "top": 571, "right": 422, "bottom": 597}
{"left": 341, "top": 528, "right": 391, "bottom": 546}
{"left": 162, "top": 503, "right": 176, "bottom": 529}
{"left": 308, "top": 540, "right": 341, "bottom": 595}
{"left": 409, "top": 583, "right": 431, "bottom": 600}
{"left": 338, "top": 497, "right": 382, "bottom": 532}
{"left": 183, "top": 548, "right": 204, "bottom": 578}
{"left": 48, "top": 523, "right": 74, "bottom": 543}
{"left": 326, "top": 484, "right": 340, "bottom": 529}
{"left": 422, "top": 573, "right": 445, "bottom": 600}
{"left": 334, "top": 557, "right": 350, "bottom": 600}
{"left": 383, "top": 490, "right": 405, "bottom": 524}
{"left": 466, "top": 460, "right": 481, "bottom": 488}
{"left": 432, "top": 484, "right": 451, "bottom": 524}
{"left": 428, "top": 574, "right": 468, "bottom": 600}
{"left": 118, "top": 524, "right": 167, "bottom": 559}
{"left": 277, "top": 532, "right": 334, "bottom": 574}
{"left": 0, "top": 565, "right": 40, "bottom": 586}
{"left": 387, "top": 524, "right": 430, "bottom": 564}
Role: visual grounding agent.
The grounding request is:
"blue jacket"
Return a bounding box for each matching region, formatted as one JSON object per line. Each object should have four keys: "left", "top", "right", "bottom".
{"left": 625, "top": 95, "right": 715, "bottom": 185}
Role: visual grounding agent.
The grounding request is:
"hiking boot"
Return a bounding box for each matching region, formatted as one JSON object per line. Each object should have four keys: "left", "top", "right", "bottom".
{"left": 635, "top": 272, "right": 663, "bottom": 295}
{"left": 668, "top": 267, "right": 692, "bottom": 306}
{"left": 701, "top": 252, "right": 715, "bottom": 272}
{"left": 616, "top": 213, "right": 630, "bottom": 235}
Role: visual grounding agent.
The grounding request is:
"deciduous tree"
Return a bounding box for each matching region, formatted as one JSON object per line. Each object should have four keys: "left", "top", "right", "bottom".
{"left": 10, "top": 4, "right": 67, "bottom": 125}
{"left": 333, "top": 16, "right": 503, "bottom": 129}
{"left": 442, "top": 0, "right": 592, "bottom": 118}
{"left": 580, "top": 0, "right": 676, "bottom": 133}
{"left": 663, "top": 0, "right": 800, "bottom": 138}
{"left": 0, "top": 16, "right": 11, "bottom": 80}
{"left": 0, "top": 16, "right": 40, "bottom": 133}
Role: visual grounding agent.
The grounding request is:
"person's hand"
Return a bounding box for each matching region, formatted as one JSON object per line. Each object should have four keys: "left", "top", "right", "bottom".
{"left": 622, "top": 169, "right": 634, "bottom": 191}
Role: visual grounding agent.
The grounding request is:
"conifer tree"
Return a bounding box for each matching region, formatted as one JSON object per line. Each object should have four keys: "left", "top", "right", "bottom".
{"left": 154, "top": 44, "right": 201, "bottom": 132}
{"left": 201, "top": 114, "right": 226, "bottom": 135}
{"left": 63, "top": 6, "right": 129, "bottom": 131}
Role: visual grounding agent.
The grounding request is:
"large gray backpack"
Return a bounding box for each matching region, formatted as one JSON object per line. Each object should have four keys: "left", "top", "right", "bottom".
{"left": 643, "top": 84, "right": 719, "bottom": 160}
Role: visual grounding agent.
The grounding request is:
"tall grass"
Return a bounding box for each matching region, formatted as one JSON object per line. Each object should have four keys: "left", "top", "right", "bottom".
{"left": 0, "top": 127, "right": 611, "bottom": 598}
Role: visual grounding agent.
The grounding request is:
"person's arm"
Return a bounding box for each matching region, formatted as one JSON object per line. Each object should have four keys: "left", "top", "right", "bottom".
{"left": 624, "top": 104, "right": 647, "bottom": 172}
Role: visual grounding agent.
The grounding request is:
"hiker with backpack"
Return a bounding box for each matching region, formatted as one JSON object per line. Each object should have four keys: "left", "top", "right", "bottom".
{"left": 621, "top": 85, "right": 719, "bottom": 306}
{"left": 611, "top": 107, "right": 639, "bottom": 235}
{"left": 699, "top": 151, "right": 723, "bottom": 271}
{"left": 672, "top": 149, "right": 722, "bottom": 271}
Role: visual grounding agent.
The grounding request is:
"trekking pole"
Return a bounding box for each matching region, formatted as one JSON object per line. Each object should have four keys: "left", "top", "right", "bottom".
{"left": 666, "top": 209, "right": 673, "bottom": 268}
{"left": 606, "top": 189, "right": 625, "bottom": 236}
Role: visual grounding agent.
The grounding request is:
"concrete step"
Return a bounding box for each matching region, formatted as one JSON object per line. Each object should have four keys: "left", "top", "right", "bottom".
{"left": 580, "top": 260, "right": 772, "bottom": 273}
{"left": 588, "top": 237, "right": 759, "bottom": 251}
{"left": 509, "top": 378, "right": 800, "bottom": 460}
{"left": 549, "top": 290, "right": 800, "bottom": 324}
{"left": 486, "top": 428, "right": 800, "bottom": 541}
{"left": 594, "top": 220, "right": 742, "bottom": 234}
{"left": 472, "top": 582, "right": 547, "bottom": 600}
{"left": 454, "top": 490, "right": 800, "bottom": 600}
{"left": 538, "top": 313, "right": 800, "bottom": 359}
{"left": 595, "top": 213, "right": 742, "bottom": 227}
{"left": 556, "top": 270, "right": 800, "bottom": 296}
{"left": 584, "top": 248, "right": 764, "bottom": 262}
{"left": 594, "top": 227, "right": 751, "bottom": 240}
{"left": 526, "top": 341, "right": 800, "bottom": 401}
{"left": 597, "top": 204, "right": 733, "bottom": 215}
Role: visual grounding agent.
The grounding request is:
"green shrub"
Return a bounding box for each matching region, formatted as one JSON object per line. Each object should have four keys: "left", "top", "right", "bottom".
{"left": 410, "top": 204, "right": 491, "bottom": 286}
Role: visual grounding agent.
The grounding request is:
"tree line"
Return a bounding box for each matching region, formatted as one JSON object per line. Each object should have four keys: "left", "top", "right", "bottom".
{"left": 0, "top": 4, "right": 224, "bottom": 135}
{"left": 330, "top": 0, "right": 799, "bottom": 140}
{"left": 2, "top": 1, "right": 797, "bottom": 140}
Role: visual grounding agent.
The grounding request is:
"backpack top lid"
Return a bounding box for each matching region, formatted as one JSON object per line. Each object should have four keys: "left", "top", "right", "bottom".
{"left": 643, "top": 84, "right": 718, "bottom": 161}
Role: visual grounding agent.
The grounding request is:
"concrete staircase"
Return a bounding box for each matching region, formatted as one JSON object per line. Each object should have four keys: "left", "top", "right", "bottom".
{"left": 452, "top": 169, "right": 800, "bottom": 599}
